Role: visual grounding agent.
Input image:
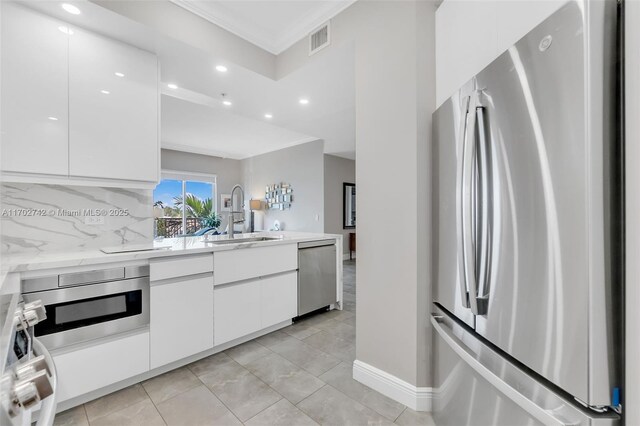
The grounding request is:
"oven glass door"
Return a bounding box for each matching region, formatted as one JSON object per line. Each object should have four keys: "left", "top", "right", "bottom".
{"left": 35, "top": 290, "right": 142, "bottom": 337}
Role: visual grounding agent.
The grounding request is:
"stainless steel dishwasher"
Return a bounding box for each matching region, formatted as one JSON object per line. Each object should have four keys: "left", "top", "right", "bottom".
{"left": 298, "top": 240, "right": 337, "bottom": 316}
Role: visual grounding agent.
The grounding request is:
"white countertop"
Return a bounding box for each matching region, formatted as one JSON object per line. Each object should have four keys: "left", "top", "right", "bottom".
{"left": 2, "top": 231, "right": 341, "bottom": 274}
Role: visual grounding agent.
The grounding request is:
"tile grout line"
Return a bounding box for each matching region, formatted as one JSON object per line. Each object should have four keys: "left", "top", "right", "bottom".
{"left": 139, "top": 381, "right": 169, "bottom": 426}
{"left": 80, "top": 403, "right": 90, "bottom": 426}
{"left": 238, "top": 347, "right": 329, "bottom": 424}
{"left": 240, "top": 394, "right": 283, "bottom": 425}
{"left": 393, "top": 406, "right": 408, "bottom": 424}
{"left": 295, "top": 383, "right": 387, "bottom": 425}
{"left": 84, "top": 384, "right": 150, "bottom": 425}
{"left": 293, "top": 383, "right": 329, "bottom": 420}
{"left": 320, "top": 362, "right": 407, "bottom": 423}
{"left": 198, "top": 354, "right": 280, "bottom": 424}
{"left": 193, "top": 357, "right": 247, "bottom": 422}
{"left": 322, "top": 383, "right": 392, "bottom": 423}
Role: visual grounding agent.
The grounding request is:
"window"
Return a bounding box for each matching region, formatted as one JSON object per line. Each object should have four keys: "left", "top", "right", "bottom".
{"left": 153, "top": 171, "right": 218, "bottom": 238}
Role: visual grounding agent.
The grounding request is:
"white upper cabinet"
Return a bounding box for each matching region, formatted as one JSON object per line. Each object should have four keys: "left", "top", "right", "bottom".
{"left": 0, "top": 3, "right": 159, "bottom": 187}
{"left": 69, "top": 29, "right": 158, "bottom": 182}
{"left": 436, "top": 0, "right": 567, "bottom": 106}
{"left": 1, "top": 4, "right": 69, "bottom": 175}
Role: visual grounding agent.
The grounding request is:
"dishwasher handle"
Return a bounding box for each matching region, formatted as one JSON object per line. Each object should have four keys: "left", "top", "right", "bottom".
{"left": 298, "top": 240, "right": 336, "bottom": 249}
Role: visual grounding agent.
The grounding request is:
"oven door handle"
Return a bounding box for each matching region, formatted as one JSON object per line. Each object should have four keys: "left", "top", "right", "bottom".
{"left": 33, "top": 338, "right": 57, "bottom": 426}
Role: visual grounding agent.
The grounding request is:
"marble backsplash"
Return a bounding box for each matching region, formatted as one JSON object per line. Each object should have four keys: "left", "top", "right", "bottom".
{"left": 1, "top": 183, "right": 153, "bottom": 254}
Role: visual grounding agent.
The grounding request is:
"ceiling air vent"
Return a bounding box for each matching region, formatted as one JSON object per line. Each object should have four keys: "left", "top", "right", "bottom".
{"left": 309, "top": 21, "right": 330, "bottom": 56}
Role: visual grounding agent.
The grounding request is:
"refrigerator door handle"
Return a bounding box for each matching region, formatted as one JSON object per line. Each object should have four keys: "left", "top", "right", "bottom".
{"left": 456, "top": 96, "right": 471, "bottom": 308}
{"left": 465, "top": 91, "right": 490, "bottom": 316}
{"left": 461, "top": 95, "right": 478, "bottom": 313}
{"left": 474, "top": 103, "right": 491, "bottom": 315}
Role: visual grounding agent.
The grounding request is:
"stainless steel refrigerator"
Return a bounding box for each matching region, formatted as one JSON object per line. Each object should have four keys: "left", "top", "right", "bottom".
{"left": 431, "top": 1, "right": 623, "bottom": 424}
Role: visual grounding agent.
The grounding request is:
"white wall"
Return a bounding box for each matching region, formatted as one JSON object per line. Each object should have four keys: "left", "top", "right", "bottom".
{"left": 242, "top": 140, "right": 325, "bottom": 233}
{"left": 279, "top": 0, "right": 436, "bottom": 392}
{"left": 161, "top": 149, "right": 242, "bottom": 231}
{"left": 435, "top": 0, "right": 566, "bottom": 106}
{"left": 324, "top": 154, "right": 355, "bottom": 257}
{"left": 626, "top": 1, "right": 640, "bottom": 422}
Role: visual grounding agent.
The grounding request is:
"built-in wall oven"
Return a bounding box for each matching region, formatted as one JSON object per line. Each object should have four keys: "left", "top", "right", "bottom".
{"left": 22, "top": 265, "right": 150, "bottom": 351}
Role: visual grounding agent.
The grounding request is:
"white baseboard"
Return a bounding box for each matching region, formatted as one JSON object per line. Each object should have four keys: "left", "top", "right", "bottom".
{"left": 342, "top": 253, "right": 356, "bottom": 260}
{"left": 353, "top": 360, "right": 432, "bottom": 411}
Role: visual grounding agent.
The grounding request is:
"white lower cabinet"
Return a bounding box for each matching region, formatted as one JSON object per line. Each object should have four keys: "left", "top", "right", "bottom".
{"left": 150, "top": 274, "right": 214, "bottom": 369}
{"left": 53, "top": 330, "right": 149, "bottom": 403}
{"left": 214, "top": 271, "right": 298, "bottom": 346}
{"left": 261, "top": 272, "right": 298, "bottom": 328}
{"left": 214, "top": 279, "right": 262, "bottom": 346}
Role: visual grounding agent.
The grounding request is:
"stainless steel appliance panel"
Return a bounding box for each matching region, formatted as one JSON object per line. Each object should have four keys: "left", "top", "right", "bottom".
{"left": 432, "top": 307, "right": 619, "bottom": 426}
{"left": 58, "top": 268, "right": 125, "bottom": 287}
{"left": 433, "top": 82, "right": 476, "bottom": 328}
{"left": 22, "top": 278, "right": 149, "bottom": 350}
{"left": 465, "top": 1, "right": 615, "bottom": 405}
{"left": 432, "top": 0, "right": 621, "bottom": 412}
{"left": 298, "top": 241, "right": 337, "bottom": 316}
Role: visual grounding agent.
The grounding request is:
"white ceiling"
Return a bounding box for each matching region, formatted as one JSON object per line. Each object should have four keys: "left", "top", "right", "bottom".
{"left": 23, "top": 0, "right": 356, "bottom": 161}
{"left": 162, "top": 96, "right": 317, "bottom": 158}
{"left": 170, "top": 0, "right": 356, "bottom": 54}
{"left": 159, "top": 39, "right": 355, "bottom": 159}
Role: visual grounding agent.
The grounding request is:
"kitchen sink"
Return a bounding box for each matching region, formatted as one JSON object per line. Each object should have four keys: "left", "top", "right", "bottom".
{"left": 206, "top": 236, "right": 283, "bottom": 245}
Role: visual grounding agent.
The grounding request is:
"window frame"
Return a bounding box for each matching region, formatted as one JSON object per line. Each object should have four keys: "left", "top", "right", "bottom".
{"left": 155, "top": 169, "right": 218, "bottom": 237}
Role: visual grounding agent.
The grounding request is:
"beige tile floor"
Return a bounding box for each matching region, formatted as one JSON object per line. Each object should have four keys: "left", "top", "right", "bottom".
{"left": 53, "top": 260, "right": 436, "bottom": 426}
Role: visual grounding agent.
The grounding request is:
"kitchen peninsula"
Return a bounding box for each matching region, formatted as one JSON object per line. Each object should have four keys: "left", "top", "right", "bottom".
{"left": 3, "top": 232, "right": 342, "bottom": 412}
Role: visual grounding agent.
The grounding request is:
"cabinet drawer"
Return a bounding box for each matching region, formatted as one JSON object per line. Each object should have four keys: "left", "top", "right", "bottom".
{"left": 214, "top": 244, "right": 297, "bottom": 285}
{"left": 150, "top": 254, "right": 213, "bottom": 282}
{"left": 214, "top": 280, "right": 261, "bottom": 346}
{"left": 150, "top": 275, "right": 214, "bottom": 369}
{"left": 53, "top": 330, "right": 149, "bottom": 403}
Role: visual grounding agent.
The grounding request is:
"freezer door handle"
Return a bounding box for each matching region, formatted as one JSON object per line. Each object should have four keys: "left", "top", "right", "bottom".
{"left": 456, "top": 96, "right": 471, "bottom": 308}
{"left": 431, "top": 314, "right": 566, "bottom": 426}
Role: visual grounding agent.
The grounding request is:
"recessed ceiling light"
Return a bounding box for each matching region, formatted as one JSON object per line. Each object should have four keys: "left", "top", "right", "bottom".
{"left": 48, "top": 116, "right": 59, "bottom": 121}
{"left": 215, "top": 65, "right": 228, "bottom": 73}
{"left": 58, "top": 26, "right": 74, "bottom": 35}
{"left": 167, "top": 83, "right": 178, "bottom": 90}
{"left": 299, "top": 98, "right": 309, "bottom": 105}
{"left": 100, "top": 89, "right": 110, "bottom": 95}
{"left": 114, "top": 72, "right": 125, "bottom": 77}
{"left": 264, "top": 113, "right": 273, "bottom": 119}
{"left": 62, "top": 3, "right": 81, "bottom": 15}
{"left": 220, "top": 93, "right": 232, "bottom": 106}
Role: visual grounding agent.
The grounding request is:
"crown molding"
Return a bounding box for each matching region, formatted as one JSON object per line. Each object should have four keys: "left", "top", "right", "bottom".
{"left": 170, "top": 0, "right": 357, "bottom": 55}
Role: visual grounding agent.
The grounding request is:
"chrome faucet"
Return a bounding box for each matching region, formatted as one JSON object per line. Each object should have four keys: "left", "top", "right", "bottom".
{"left": 228, "top": 184, "right": 245, "bottom": 239}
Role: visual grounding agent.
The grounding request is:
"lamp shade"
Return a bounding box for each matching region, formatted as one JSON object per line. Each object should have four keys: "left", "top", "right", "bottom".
{"left": 249, "top": 199, "right": 262, "bottom": 211}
